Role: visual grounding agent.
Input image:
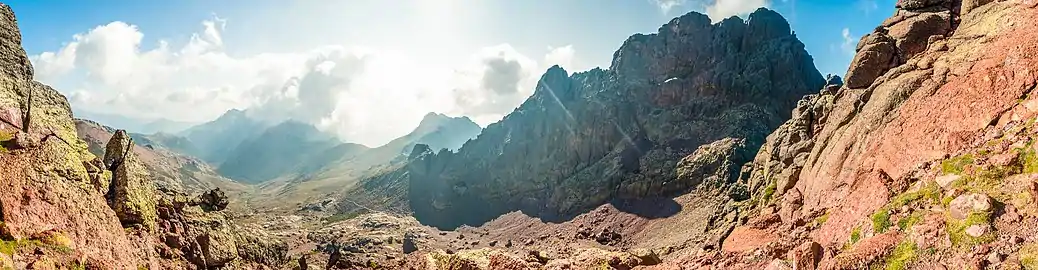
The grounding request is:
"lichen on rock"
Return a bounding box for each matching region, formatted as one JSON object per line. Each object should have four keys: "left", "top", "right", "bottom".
{"left": 103, "top": 130, "right": 158, "bottom": 230}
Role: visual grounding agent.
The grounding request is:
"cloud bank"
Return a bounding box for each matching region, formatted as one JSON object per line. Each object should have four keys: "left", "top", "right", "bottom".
{"left": 31, "top": 17, "right": 575, "bottom": 147}
{"left": 650, "top": 0, "right": 770, "bottom": 22}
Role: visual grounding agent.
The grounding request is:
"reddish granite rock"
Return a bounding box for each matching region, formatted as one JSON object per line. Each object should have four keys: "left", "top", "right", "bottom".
{"left": 721, "top": 227, "right": 778, "bottom": 253}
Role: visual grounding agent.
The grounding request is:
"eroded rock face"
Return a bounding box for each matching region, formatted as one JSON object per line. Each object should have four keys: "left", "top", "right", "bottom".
{"left": 723, "top": 1, "right": 1034, "bottom": 269}
{"left": 195, "top": 188, "right": 229, "bottom": 212}
{"left": 103, "top": 130, "right": 158, "bottom": 230}
{"left": 0, "top": 3, "right": 154, "bottom": 268}
{"left": 408, "top": 8, "right": 823, "bottom": 229}
{"left": 154, "top": 189, "right": 289, "bottom": 268}
{"left": 0, "top": 3, "right": 288, "bottom": 268}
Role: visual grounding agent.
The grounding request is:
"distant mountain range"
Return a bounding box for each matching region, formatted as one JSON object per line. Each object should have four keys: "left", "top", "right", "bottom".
{"left": 73, "top": 109, "right": 197, "bottom": 134}
{"left": 73, "top": 118, "right": 250, "bottom": 195}
{"left": 102, "top": 108, "right": 483, "bottom": 210}
{"left": 245, "top": 112, "right": 483, "bottom": 210}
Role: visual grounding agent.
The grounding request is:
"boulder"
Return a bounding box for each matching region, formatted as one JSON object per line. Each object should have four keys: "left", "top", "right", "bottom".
{"left": 674, "top": 138, "right": 750, "bottom": 190}
{"left": 197, "top": 230, "right": 238, "bottom": 267}
{"left": 895, "top": 0, "right": 948, "bottom": 10}
{"left": 765, "top": 259, "right": 794, "bottom": 270}
{"left": 194, "top": 188, "right": 229, "bottom": 212}
{"left": 629, "top": 248, "right": 662, "bottom": 265}
{"left": 949, "top": 193, "right": 992, "bottom": 220}
{"left": 961, "top": 0, "right": 994, "bottom": 16}
{"left": 233, "top": 226, "right": 289, "bottom": 266}
{"left": 965, "top": 224, "right": 989, "bottom": 237}
{"left": 845, "top": 33, "right": 898, "bottom": 89}
{"left": 789, "top": 241, "right": 823, "bottom": 270}
{"left": 403, "top": 231, "right": 419, "bottom": 254}
{"left": 103, "top": 130, "right": 157, "bottom": 230}
{"left": 935, "top": 174, "right": 961, "bottom": 189}
{"left": 887, "top": 12, "right": 951, "bottom": 59}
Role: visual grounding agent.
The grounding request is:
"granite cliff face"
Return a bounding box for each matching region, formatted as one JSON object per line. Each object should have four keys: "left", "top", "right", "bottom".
{"left": 667, "top": 0, "right": 1038, "bottom": 269}
{"left": 405, "top": 8, "right": 824, "bottom": 229}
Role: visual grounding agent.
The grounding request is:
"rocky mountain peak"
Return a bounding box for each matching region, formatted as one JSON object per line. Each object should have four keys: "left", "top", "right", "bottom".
{"left": 404, "top": 6, "right": 823, "bottom": 229}
{"left": 414, "top": 112, "right": 478, "bottom": 136}
{"left": 610, "top": 8, "right": 812, "bottom": 87}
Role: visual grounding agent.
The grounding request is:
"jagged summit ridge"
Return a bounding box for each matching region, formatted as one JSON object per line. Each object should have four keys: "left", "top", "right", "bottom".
{"left": 405, "top": 6, "right": 823, "bottom": 229}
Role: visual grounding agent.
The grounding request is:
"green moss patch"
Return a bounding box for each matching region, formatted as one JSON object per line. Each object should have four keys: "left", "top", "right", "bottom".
{"left": 1021, "top": 243, "right": 1038, "bottom": 269}
{"left": 868, "top": 182, "right": 940, "bottom": 234}
{"left": 850, "top": 226, "right": 862, "bottom": 245}
{"left": 941, "top": 154, "right": 975, "bottom": 175}
{"left": 814, "top": 211, "right": 830, "bottom": 226}
{"left": 1020, "top": 145, "right": 1038, "bottom": 174}
{"left": 897, "top": 212, "right": 923, "bottom": 231}
{"left": 761, "top": 180, "right": 777, "bottom": 205}
{"left": 891, "top": 183, "right": 942, "bottom": 208}
{"left": 0, "top": 130, "right": 11, "bottom": 153}
{"left": 881, "top": 241, "right": 918, "bottom": 270}
{"left": 322, "top": 212, "right": 362, "bottom": 224}
{"left": 0, "top": 233, "right": 75, "bottom": 256}
{"left": 947, "top": 211, "right": 995, "bottom": 247}
{"left": 871, "top": 208, "right": 892, "bottom": 233}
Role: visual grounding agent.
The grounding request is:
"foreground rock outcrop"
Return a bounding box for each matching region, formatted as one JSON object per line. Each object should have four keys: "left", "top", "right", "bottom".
{"left": 668, "top": 0, "right": 1038, "bottom": 269}
{"left": 404, "top": 8, "right": 824, "bottom": 230}
{"left": 75, "top": 118, "right": 251, "bottom": 195}
{"left": 0, "top": 3, "right": 287, "bottom": 268}
{"left": 104, "top": 129, "right": 159, "bottom": 230}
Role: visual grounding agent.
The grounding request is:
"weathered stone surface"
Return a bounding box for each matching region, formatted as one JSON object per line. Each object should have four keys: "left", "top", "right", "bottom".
{"left": 0, "top": 3, "right": 149, "bottom": 268}
{"left": 887, "top": 11, "right": 951, "bottom": 59}
{"left": 789, "top": 241, "right": 823, "bottom": 270}
{"left": 896, "top": 0, "right": 949, "bottom": 10}
{"left": 764, "top": 259, "right": 794, "bottom": 270}
{"left": 674, "top": 138, "right": 752, "bottom": 191}
{"left": 820, "top": 232, "right": 901, "bottom": 270}
{"left": 194, "top": 188, "right": 229, "bottom": 212}
{"left": 746, "top": 0, "right": 1036, "bottom": 248}
{"left": 722, "top": 226, "right": 777, "bottom": 253}
{"left": 155, "top": 192, "right": 288, "bottom": 268}
{"left": 407, "top": 8, "right": 823, "bottom": 229}
{"left": 935, "top": 174, "right": 961, "bottom": 188}
{"left": 198, "top": 230, "right": 238, "bottom": 266}
{"left": 845, "top": 33, "right": 898, "bottom": 89}
{"left": 964, "top": 224, "right": 989, "bottom": 237}
{"left": 949, "top": 193, "right": 992, "bottom": 220}
{"left": 961, "top": 0, "right": 995, "bottom": 16}
{"left": 103, "top": 130, "right": 158, "bottom": 230}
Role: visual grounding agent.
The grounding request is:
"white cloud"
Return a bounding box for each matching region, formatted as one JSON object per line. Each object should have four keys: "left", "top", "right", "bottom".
{"left": 31, "top": 18, "right": 575, "bottom": 147}
{"left": 544, "top": 45, "right": 575, "bottom": 71}
{"left": 706, "top": 0, "right": 770, "bottom": 22}
{"left": 840, "top": 28, "right": 856, "bottom": 56}
{"left": 650, "top": 0, "right": 688, "bottom": 14}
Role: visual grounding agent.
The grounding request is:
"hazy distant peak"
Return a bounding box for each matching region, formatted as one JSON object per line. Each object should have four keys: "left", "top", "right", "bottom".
{"left": 415, "top": 112, "right": 478, "bottom": 134}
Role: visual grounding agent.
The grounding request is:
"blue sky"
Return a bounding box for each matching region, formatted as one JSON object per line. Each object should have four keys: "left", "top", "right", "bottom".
{"left": 4, "top": 0, "right": 894, "bottom": 146}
